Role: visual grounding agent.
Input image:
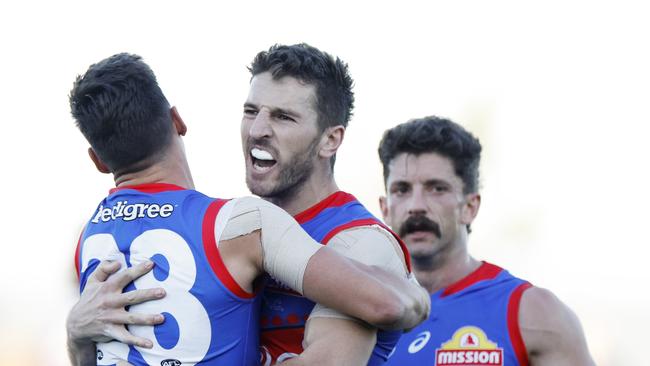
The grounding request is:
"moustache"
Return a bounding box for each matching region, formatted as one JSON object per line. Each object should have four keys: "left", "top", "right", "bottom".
{"left": 398, "top": 215, "right": 441, "bottom": 239}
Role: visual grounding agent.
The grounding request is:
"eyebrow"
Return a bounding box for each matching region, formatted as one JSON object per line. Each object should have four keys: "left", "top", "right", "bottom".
{"left": 423, "top": 178, "right": 450, "bottom": 186}
{"left": 389, "top": 178, "right": 450, "bottom": 187}
{"left": 243, "top": 102, "right": 302, "bottom": 119}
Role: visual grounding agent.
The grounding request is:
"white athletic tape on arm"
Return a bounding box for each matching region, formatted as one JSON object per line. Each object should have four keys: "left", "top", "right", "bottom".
{"left": 310, "top": 225, "right": 408, "bottom": 320}
{"left": 213, "top": 199, "right": 238, "bottom": 245}
{"left": 220, "top": 196, "right": 321, "bottom": 294}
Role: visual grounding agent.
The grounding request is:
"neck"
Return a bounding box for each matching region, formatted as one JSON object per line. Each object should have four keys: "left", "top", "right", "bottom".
{"left": 266, "top": 165, "right": 339, "bottom": 216}
{"left": 412, "top": 236, "right": 481, "bottom": 294}
{"left": 113, "top": 146, "right": 194, "bottom": 190}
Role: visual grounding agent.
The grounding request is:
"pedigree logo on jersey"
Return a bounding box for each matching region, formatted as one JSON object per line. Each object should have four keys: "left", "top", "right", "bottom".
{"left": 91, "top": 200, "right": 175, "bottom": 223}
{"left": 435, "top": 326, "right": 503, "bottom": 365}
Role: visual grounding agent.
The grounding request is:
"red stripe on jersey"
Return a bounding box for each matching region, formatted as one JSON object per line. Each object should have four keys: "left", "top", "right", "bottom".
{"left": 260, "top": 327, "right": 305, "bottom": 363}
{"left": 321, "top": 218, "right": 412, "bottom": 272}
{"left": 74, "top": 227, "right": 85, "bottom": 280}
{"left": 508, "top": 282, "right": 533, "bottom": 366}
{"left": 202, "top": 199, "right": 256, "bottom": 299}
{"left": 109, "top": 183, "right": 186, "bottom": 194}
{"left": 294, "top": 191, "right": 357, "bottom": 224}
{"left": 441, "top": 262, "right": 503, "bottom": 297}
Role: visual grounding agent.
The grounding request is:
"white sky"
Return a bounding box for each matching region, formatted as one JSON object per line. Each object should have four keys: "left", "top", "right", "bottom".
{"left": 0, "top": 1, "right": 648, "bottom": 365}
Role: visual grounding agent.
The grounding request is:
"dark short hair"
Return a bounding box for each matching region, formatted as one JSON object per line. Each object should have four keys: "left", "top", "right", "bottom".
{"left": 378, "top": 116, "right": 482, "bottom": 194}
{"left": 248, "top": 44, "right": 355, "bottom": 168}
{"left": 70, "top": 53, "right": 173, "bottom": 172}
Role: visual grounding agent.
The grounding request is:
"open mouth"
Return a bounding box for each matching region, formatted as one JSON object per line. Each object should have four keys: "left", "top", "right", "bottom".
{"left": 250, "top": 147, "right": 277, "bottom": 171}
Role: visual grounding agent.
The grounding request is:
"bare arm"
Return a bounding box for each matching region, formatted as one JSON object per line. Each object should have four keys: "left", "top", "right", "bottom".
{"left": 67, "top": 260, "right": 166, "bottom": 365}
{"left": 218, "top": 197, "right": 430, "bottom": 330}
{"left": 281, "top": 317, "right": 377, "bottom": 366}
{"left": 283, "top": 227, "right": 404, "bottom": 366}
{"left": 302, "top": 247, "right": 429, "bottom": 331}
{"left": 520, "top": 286, "right": 595, "bottom": 366}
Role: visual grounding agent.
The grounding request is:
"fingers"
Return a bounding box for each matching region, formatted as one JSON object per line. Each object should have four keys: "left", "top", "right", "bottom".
{"left": 108, "top": 288, "right": 166, "bottom": 307}
{"left": 110, "top": 260, "right": 154, "bottom": 289}
{"left": 108, "top": 310, "right": 165, "bottom": 326}
{"left": 89, "top": 260, "right": 122, "bottom": 283}
{"left": 109, "top": 326, "right": 155, "bottom": 349}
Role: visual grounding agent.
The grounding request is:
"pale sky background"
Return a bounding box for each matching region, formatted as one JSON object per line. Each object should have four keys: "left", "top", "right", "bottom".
{"left": 0, "top": 1, "right": 648, "bottom": 365}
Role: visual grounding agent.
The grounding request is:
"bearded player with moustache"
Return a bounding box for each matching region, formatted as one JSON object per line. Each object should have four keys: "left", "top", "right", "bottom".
{"left": 242, "top": 44, "right": 417, "bottom": 366}
{"left": 379, "top": 116, "right": 595, "bottom": 365}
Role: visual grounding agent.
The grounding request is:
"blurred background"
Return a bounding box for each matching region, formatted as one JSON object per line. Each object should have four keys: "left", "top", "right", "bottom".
{"left": 0, "top": 1, "right": 647, "bottom": 364}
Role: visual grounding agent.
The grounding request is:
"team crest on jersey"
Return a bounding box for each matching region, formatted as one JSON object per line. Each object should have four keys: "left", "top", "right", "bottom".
{"left": 435, "top": 326, "right": 503, "bottom": 365}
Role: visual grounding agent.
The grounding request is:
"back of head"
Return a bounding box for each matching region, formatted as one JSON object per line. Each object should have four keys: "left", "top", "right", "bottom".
{"left": 378, "top": 116, "right": 483, "bottom": 194}
{"left": 248, "top": 43, "right": 355, "bottom": 133}
{"left": 70, "top": 53, "right": 173, "bottom": 173}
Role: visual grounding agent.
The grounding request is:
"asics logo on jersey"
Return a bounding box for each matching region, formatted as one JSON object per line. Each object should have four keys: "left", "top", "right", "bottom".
{"left": 91, "top": 200, "right": 174, "bottom": 223}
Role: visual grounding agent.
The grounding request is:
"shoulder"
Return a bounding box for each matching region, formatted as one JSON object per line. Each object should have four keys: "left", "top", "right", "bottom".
{"left": 332, "top": 224, "right": 396, "bottom": 245}
{"left": 329, "top": 225, "right": 407, "bottom": 274}
{"left": 519, "top": 286, "right": 578, "bottom": 333}
{"left": 519, "top": 286, "right": 594, "bottom": 364}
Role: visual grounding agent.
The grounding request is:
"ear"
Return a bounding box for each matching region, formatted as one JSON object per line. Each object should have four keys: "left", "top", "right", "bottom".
{"left": 318, "top": 125, "right": 345, "bottom": 159}
{"left": 379, "top": 195, "right": 389, "bottom": 221}
{"left": 87, "top": 148, "right": 111, "bottom": 174}
{"left": 460, "top": 193, "right": 481, "bottom": 226}
{"left": 171, "top": 106, "right": 187, "bottom": 136}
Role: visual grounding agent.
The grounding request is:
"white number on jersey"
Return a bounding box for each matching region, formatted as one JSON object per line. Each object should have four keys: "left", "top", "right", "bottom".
{"left": 80, "top": 230, "right": 211, "bottom": 365}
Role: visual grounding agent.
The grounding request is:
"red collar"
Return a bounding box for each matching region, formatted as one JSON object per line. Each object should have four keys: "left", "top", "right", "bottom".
{"left": 109, "top": 183, "right": 186, "bottom": 195}
{"left": 441, "top": 261, "right": 503, "bottom": 297}
{"left": 294, "top": 191, "right": 356, "bottom": 224}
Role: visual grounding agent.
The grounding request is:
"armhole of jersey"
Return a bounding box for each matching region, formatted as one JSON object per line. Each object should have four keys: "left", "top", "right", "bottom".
{"left": 202, "top": 199, "right": 256, "bottom": 299}
{"left": 74, "top": 226, "right": 85, "bottom": 280}
{"left": 507, "top": 282, "right": 533, "bottom": 366}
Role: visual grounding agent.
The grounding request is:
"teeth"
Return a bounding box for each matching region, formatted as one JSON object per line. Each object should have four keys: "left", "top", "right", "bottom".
{"left": 251, "top": 148, "right": 274, "bottom": 161}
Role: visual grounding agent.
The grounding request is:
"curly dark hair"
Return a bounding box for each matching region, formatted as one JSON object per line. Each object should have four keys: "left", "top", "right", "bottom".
{"left": 378, "top": 116, "right": 482, "bottom": 194}
{"left": 70, "top": 53, "right": 173, "bottom": 172}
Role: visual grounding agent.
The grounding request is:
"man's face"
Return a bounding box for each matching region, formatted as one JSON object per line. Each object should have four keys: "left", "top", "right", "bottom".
{"left": 380, "top": 152, "right": 478, "bottom": 261}
{"left": 241, "top": 72, "right": 321, "bottom": 199}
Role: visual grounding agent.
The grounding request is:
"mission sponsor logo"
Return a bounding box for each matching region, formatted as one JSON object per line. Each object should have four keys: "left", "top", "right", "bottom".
{"left": 436, "top": 326, "right": 503, "bottom": 365}
{"left": 91, "top": 200, "right": 175, "bottom": 223}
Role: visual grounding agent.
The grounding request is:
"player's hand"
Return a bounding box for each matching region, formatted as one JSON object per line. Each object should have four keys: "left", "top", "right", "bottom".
{"left": 403, "top": 273, "right": 431, "bottom": 333}
{"left": 67, "top": 260, "right": 166, "bottom": 348}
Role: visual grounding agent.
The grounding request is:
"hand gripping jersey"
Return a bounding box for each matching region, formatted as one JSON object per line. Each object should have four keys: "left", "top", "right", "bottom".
{"left": 384, "top": 262, "right": 532, "bottom": 366}
{"left": 75, "top": 183, "right": 261, "bottom": 366}
{"left": 259, "top": 191, "right": 412, "bottom": 365}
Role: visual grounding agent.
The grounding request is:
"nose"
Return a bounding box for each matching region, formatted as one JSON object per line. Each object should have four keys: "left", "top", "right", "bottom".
{"left": 406, "top": 187, "right": 427, "bottom": 216}
{"left": 248, "top": 109, "right": 273, "bottom": 140}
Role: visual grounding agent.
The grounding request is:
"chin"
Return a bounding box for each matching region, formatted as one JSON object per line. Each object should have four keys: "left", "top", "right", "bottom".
{"left": 406, "top": 241, "right": 439, "bottom": 256}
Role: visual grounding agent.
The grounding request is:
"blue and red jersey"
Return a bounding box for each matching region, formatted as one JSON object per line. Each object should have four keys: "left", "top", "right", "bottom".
{"left": 384, "top": 262, "right": 531, "bottom": 366}
{"left": 75, "top": 183, "right": 261, "bottom": 366}
{"left": 259, "top": 191, "right": 411, "bottom": 365}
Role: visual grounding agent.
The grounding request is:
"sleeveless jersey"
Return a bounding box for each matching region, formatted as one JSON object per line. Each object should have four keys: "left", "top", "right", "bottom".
{"left": 259, "top": 191, "right": 412, "bottom": 365}
{"left": 385, "top": 262, "right": 532, "bottom": 366}
{"left": 75, "top": 183, "right": 261, "bottom": 366}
